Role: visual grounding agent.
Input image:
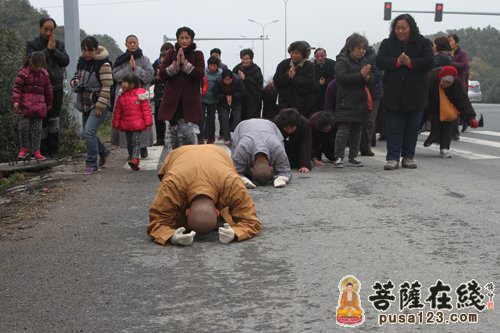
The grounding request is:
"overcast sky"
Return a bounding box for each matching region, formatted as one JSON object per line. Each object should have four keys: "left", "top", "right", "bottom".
{"left": 29, "top": 0, "right": 500, "bottom": 80}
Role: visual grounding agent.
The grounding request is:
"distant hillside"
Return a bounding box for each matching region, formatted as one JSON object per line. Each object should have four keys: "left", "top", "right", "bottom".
{"left": 0, "top": 0, "right": 123, "bottom": 60}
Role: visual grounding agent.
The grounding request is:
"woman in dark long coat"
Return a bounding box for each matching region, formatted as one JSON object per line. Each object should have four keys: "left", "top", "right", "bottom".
{"left": 376, "top": 14, "right": 434, "bottom": 170}
{"left": 159, "top": 27, "right": 205, "bottom": 148}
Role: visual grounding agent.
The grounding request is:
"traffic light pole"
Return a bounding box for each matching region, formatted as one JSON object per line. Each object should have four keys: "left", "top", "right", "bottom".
{"left": 392, "top": 10, "right": 500, "bottom": 16}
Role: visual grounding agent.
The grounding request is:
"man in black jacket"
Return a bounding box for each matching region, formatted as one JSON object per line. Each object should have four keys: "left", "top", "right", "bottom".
{"left": 26, "top": 17, "right": 70, "bottom": 159}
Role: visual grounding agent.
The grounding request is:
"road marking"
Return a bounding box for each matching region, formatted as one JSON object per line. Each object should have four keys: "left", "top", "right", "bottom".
{"left": 123, "top": 146, "right": 163, "bottom": 171}
{"left": 418, "top": 145, "right": 499, "bottom": 159}
{"left": 470, "top": 130, "right": 500, "bottom": 138}
{"left": 420, "top": 132, "right": 500, "bottom": 150}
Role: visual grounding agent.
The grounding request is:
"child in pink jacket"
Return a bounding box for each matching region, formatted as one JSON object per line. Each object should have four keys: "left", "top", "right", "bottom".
{"left": 112, "top": 73, "right": 153, "bottom": 170}
{"left": 12, "top": 51, "right": 53, "bottom": 161}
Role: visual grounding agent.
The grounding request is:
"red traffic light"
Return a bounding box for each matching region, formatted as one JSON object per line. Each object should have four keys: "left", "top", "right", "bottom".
{"left": 384, "top": 2, "right": 392, "bottom": 21}
{"left": 435, "top": 3, "right": 444, "bottom": 22}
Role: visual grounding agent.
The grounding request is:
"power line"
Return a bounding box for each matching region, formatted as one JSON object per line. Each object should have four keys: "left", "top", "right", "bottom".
{"left": 34, "top": 0, "right": 165, "bottom": 9}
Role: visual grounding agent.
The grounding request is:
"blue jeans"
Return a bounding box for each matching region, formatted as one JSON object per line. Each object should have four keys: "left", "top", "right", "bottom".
{"left": 386, "top": 109, "right": 423, "bottom": 161}
{"left": 82, "top": 108, "right": 109, "bottom": 167}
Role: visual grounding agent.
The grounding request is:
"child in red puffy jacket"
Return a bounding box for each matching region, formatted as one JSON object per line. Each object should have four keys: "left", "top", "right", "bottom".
{"left": 12, "top": 51, "right": 53, "bottom": 161}
{"left": 112, "top": 73, "right": 153, "bottom": 170}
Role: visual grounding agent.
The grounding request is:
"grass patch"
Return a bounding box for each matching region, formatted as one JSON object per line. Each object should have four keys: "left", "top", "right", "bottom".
{"left": 0, "top": 172, "right": 25, "bottom": 191}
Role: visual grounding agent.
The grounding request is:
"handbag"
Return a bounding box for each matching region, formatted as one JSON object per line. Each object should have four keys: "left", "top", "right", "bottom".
{"left": 439, "top": 87, "right": 459, "bottom": 122}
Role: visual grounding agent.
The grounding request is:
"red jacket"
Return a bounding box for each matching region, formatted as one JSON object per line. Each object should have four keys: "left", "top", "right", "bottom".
{"left": 112, "top": 87, "right": 153, "bottom": 132}
{"left": 158, "top": 43, "right": 205, "bottom": 124}
{"left": 12, "top": 66, "right": 53, "bottom": 118}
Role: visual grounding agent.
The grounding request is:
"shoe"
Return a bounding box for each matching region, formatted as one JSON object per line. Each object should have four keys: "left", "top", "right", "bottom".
{"left": 33, "top": 150, "right": 46, "bottom": 161}
{"left": 333, "top": 158, "right": 344, "bottom": 168}
{"left": 98, "top": 150, "right": 111, "bottom": 167}
{"left": 198, "top": 139, "right": 205, "bottom": 144}
{"left": 440, "top": 149, "right": 452, "bottom": 158}
{"left": 401, "top": 157, "right": 417, "bottom": 169}
{"left": 128, "top": 157, "right": 140, "bottom": 170}
{"left": 17, "top": 147, "right": 29, "bottom": 159}
{"left": 348, "top": 158, "right": 363, "bottom": 167}
{"left": 384, "top": 160, "right": 399, "bottom": 170}
{"left": 206, "top": 137, "right": 215, "bottom": 144}
{"left": 82, "top": 165, "right": 98, "bottom": 175}
{"left": 452, "top": 134, "right": 460, "bottom": 141}
{"left": 360, "top": 150, "right": 374, "bottom": 157}
{"left": 140, "top": 147, "right": 148, "bottom": 159}
{"left": 153, "top": 140, "right": 165, "bottom": 146}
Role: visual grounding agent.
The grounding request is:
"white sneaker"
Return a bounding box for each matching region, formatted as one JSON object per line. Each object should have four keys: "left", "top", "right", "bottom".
{"left": 334, "top": 158, "right": 344, "bottom": 168}
{"left": 440, "top": 149, "right": 452, "bottom": 158}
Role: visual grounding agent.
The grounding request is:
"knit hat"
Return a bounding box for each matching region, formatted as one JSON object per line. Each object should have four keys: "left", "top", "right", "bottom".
{"left": 438, "top": 66, "right": 458, "bottom": 80}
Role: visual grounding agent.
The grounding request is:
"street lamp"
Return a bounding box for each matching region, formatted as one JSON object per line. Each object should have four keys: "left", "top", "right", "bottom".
{"left": 283, "top": 0, "right": 289, "bottom": 58}
{"left": 248, "top": 18, "right": 279, "bottom": 78}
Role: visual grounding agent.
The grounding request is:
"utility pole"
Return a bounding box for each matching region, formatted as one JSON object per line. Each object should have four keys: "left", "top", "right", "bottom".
{"left": 63, "top": 0, "right": 81, "bottom": 125}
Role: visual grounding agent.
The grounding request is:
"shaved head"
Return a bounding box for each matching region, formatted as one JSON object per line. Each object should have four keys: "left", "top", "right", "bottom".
{"left": 186, "top": 196, "right": 218, "bottom": 235}
{"left": 252, "top": 153, "right": 272, "bottom": 186}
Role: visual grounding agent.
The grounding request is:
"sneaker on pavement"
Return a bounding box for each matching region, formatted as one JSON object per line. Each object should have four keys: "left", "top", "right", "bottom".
{"left": 128, "top": 157, "right": 140, "bottom": 171}
{"left": 17, "top": 147, "right": 29, "bottom": 159}
{"left": 360, "top": 150, "right": 375, "bottom": 156}
{"left": 333, "top": 158, "right": 344, "bottom": 168}
{"left": 402, "top": 157, "right": 417, "bottom": 169}
{"left": 82, "top": 165, "right": 99, "bottom": 175}
{"left": 33, "top": 150, "right": 46, "bottom": 161}
{"left": 384, "top": 160, "right": 399, "bottom": 170}
{"left": 348, "top": 158, "right": 363, "bottom": 167}
{"left": 99, "top": 150, "right": 111, "bottom": 167}
{"left": 440, "top": 149, "right": 452, "bottom": 158}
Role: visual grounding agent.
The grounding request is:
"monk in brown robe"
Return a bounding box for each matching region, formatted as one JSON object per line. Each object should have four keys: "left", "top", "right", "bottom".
{"left": 147, "top": 145, "right": 261, "bottom": 246}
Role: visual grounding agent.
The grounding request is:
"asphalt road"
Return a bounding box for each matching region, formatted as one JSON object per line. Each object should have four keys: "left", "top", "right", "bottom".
{"left": 1, "top": 105, "right": 499, "bottom": 332}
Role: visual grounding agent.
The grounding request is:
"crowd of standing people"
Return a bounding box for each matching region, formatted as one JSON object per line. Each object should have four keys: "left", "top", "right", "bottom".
{"left": 15, "top": 14, "right": 480, "bottom": 176}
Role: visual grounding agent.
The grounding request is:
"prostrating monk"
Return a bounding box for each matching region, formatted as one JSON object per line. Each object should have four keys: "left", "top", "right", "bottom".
{"left": 147, "top": 145, "right": 261, "bottom": 246}
{"left": 231, "top": 118, "right": 292, "bottom": 189}
{"left": 338, "top": 282, "right": 362, "bottom": 318}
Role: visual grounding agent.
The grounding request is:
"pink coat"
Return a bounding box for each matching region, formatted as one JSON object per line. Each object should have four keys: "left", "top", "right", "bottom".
{"left": 12, "top": 66, "right": 53, "bottom": 118}
{"left": 112, "top": 87, "right": 153, "bottom": 132}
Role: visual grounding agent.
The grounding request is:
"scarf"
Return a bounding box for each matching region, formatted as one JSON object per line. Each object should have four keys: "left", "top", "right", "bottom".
{"left": 113, "top": 48, "right": 143, "bottom": 68}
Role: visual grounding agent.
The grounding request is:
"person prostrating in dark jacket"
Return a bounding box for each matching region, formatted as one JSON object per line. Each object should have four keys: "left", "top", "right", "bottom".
{"left": 214, "top": 69, "right": 246, "bottom": 145}
{"left": 274, "top": 108, "right": 312, "bottom": 173}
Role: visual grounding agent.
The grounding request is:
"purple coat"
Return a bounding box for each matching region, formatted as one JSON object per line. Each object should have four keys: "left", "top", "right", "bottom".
{"left": 158, "top": 43, "right": 205, "bottom": 124}
{"left": 12, "top": 66, "right": 53, "bottom": 118}
{"left": 451, "top": 47, "right": 469, "bottom": 89}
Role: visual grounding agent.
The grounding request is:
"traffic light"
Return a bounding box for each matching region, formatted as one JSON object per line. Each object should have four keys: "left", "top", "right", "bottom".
{"left": 435, "top": 3, "right": 444, "bottom": 22}
{"left": 384, "top": 2, "right": 392, "bottom": 21}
